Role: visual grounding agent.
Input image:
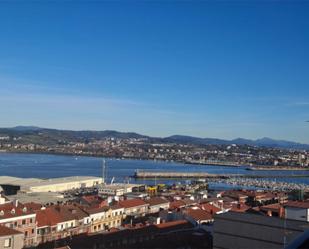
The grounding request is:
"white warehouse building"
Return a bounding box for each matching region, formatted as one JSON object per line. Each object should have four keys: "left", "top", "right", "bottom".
{"left": 0, "top": 176, "right": 102, "bottom": 194}
{"left": 20, "top": 176, "right": 103, "bottom": 193}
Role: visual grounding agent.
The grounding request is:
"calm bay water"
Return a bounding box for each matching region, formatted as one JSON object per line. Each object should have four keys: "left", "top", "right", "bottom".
{"left": 0, "top": 153, "right": 308, "bottom": 187}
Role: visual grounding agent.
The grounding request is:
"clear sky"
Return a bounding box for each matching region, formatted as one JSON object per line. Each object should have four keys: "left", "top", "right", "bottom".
{"left": 0, "top": 1, "right": 308, "bottom": 142}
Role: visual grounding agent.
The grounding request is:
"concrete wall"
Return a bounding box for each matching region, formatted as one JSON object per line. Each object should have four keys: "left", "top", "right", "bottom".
{"left": 0, "top": 233, "right": 24, "bottom": 249}
{"left": 149, "top": 203, "right": 170, "bottom": 213}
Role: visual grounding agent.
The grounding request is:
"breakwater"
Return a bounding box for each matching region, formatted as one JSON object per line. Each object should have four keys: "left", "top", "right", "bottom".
{"left": 134, "top": 171, "right": 235, "bottom": 179}
{"left": 133, "top": 171, "right": 309, "bottom": 179}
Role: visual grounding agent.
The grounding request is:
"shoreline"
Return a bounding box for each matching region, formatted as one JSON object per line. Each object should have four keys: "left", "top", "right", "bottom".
{"left": 0, "top": 150, "right": 307, "bottom": 171}
{"left": 247, "top": 167, "right": 309, "bottom": 171}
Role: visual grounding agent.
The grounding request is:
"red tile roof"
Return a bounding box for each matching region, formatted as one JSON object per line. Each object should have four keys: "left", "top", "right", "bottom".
{"left": 36, "top": 204, "right": 89, "bottom": 227}
{"left": 169, "top": 200, "right": 186, "bottom": 210}
{"left": 36, "top": 208, "right": 63, "bottom": 227}
{"left": 155, "top": 220, "right": 188, "bottom": 229}
{"left": 0, "top": 201, "right": 35, "bottom": 220}
{"left": 118, "top": 199, "right": 147, "bottom": 209}
{"left": 0, "top": 225, "right": 23, "bottom": 236}
{"left": 146, "top": 197, "right": 169, "bottom": 206}
{"left": 110, "top": 204, "right": 123, "bottom": 210}
{"left": 86, "top": 206, "right": 110, "bottom": 215}
{"left": 201, "top": 203, "right": 222, "bottom": 214}
{"left": 186, "top": 208, "right": 213, "bottom": 222}
{"left": 285, "top": 201, "right": 309, "bottom": 209}
{"left": 23, "top": 202, "right": 42, "bottom": 211}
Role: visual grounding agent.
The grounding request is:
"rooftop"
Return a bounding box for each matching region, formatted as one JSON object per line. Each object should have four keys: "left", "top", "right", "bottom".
{"left": 145, "top": 197, "right": 169, "bottom": 206}
{"left": 285, "top": 201, "right": 309, "bottom": 209}
{"left": 118, "top": 199, "right": 148, "bottom": 208}
{"left": 214, "top": 212, "right": 309, "bottom": 249}
{"left": 186, "top": 208, "right": 213, "bottom": 222}
{"left": 0, "top": 175, "right": 102, "bottom": 190}
{"left": 22, "top": 176, "right": 102, "bottom": 188}
{"left": 0, "top": 225, "right": 23, "bottom": 236}
{"left": 8, "top": 191, "right": 69, "bottom": 205}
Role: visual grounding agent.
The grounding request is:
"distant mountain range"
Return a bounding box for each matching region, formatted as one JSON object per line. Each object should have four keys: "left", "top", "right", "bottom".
{"left": 163, "top": 135, "right": 309, "bottom": 150}
{"left": 0, "top": 126, "right": 308, "bottom": 150}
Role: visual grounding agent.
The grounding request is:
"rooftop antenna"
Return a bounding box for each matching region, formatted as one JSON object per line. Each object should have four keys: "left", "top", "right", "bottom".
{"left": 102, "top": 159, "right": 107, "bottom": 185}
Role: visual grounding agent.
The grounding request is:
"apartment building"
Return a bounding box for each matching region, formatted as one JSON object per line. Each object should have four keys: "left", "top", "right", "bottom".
{"left": 0, "top": 200, "right": 37, "bottom": 247}
{"left": 36, "top": 204, "right": 91, "bottom": 245}
{"left": 118, "top": 199, "right": 149, "bottom": 218}
{"left": 0, "top": 226, "right": 24, "bottom": 249}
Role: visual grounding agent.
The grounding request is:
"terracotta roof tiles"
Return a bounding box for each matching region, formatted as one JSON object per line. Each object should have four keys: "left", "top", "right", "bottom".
{"left": 118, "top": 199, "right": 148, "bottom": 209}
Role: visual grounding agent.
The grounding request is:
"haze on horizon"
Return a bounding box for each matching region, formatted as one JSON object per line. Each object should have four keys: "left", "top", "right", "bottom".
{"left": 0, "top": 2, "right": 308, "bottom": 143}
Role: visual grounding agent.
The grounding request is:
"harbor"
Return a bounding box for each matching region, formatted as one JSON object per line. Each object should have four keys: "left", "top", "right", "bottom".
{"left": 134, "top": 170, "right": 309, "bottom": 192}
{"left": 209, "top": 177, "right": 309, "bottom": 192}
{"left": 1, "top": 153, "right": 309, "bottom": 191}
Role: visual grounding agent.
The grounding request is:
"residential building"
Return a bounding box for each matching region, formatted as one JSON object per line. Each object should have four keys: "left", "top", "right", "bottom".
{"left": 213, "top": 212, "right": 309, "bottom": 249}
{"left": 118, "top": 199, "right": 149, "bottom": 217}
{"left": 86, "top": 206, "right": 123, "bottom": 233}
{"left": 0, "top": 226, "right": 24, "bottom": 249}
{"left": 145, "top": 197, "right": 169, "bottom": 213}
{"left": 184, "top": 208, "right": 213, "bottom": 226}
{"left": 285, "top": 201, "right": 309, "bottom": 222}
{"left": 0, "top": 200, "right": 37, "bottom": 247}
{"left": 36, "top": 204, "right": 91, "bottom": 245}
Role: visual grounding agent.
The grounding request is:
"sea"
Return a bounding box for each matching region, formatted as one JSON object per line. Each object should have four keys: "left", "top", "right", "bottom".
{"left": 0, "top": 152, "right": 308, "bottom": 189}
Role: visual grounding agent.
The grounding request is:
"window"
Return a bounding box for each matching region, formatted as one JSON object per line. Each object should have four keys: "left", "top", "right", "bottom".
{"left": 4, "top": 238, "right": 11, "bottom": 248}
{"left": 25, "top": 231, "right": 28, "bottom": 236}
{"left": 22, "top": 219, "right": 26, "bottom": 225}
{"left": 32, "top": 229, "right": 34, "bottom": 234}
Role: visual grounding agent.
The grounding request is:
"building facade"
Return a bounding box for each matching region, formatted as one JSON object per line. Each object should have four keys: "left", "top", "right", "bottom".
{"left": 0, "top": 201, "right": 37, "bottom": 247}
{"left": 0, "top": 226, "right": 24, "bottom": 249}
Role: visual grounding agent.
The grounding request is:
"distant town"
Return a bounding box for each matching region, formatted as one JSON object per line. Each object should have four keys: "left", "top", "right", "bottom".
{"left": 0, "top": 127, "right": 308, "bottom": 169}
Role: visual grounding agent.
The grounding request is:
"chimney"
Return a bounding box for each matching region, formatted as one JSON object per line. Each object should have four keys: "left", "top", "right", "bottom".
{"left": 279, "top": 206, "right": 285, "bottom": 218}
{"left": 0, "top": 195, "right": 5, "bottom": 205}
{"left": 13, "top": 199, "right": 18, "bottom": 207}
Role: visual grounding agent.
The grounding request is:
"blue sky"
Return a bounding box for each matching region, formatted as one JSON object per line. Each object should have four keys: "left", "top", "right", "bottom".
{"left": 0, "top": 2, "right": 308, "bottom": 142}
